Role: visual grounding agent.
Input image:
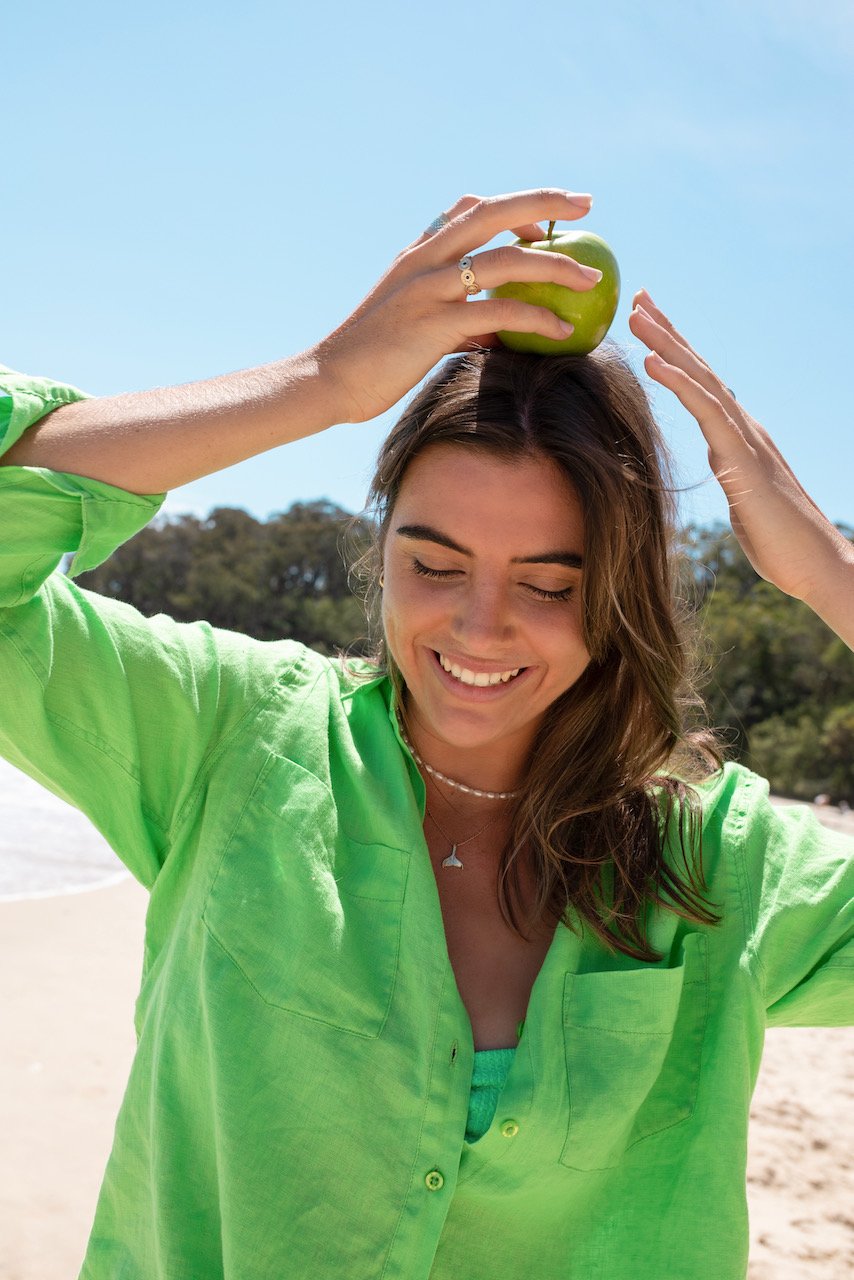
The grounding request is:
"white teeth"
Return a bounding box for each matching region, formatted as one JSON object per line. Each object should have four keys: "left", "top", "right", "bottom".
{"left": 438, "top": 654, "right": 521, "bottom": 686}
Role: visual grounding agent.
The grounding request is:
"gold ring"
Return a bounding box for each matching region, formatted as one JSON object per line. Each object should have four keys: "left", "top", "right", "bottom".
{"left": 458, "top": 255, "right": 480, "bottom": 296}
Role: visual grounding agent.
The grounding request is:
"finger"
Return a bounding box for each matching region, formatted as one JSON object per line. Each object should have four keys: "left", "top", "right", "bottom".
{"left": 449, "top": 296, "right": 575, "bottom": 345}
{"left": 642, "top": 351, "right": 748, "bottom": 464}
{"left": 431, "top": 244, "right": 602, "bottom": 302}
{"left": 642, "top": 317, "right": 828, "bottom": 521}
{"left": 408, "top": 191, "right": 549, "bottom": 250}
{"left": 453, "top": 332, "right": 504, "bottom": 353}
{"left": 629, "top": 304, "right": 736, "bottom": 407}
{"left": 509, "top": 222, "right": 553, "bottom": 243}
{"left": 420, "top": 188, "right": 593, "bottom": 263}
{"left": 631, "top": 290, "right": 718, "bottom": 381}
{"left": 408, "top": 194, "right": 482, "bottom": 249}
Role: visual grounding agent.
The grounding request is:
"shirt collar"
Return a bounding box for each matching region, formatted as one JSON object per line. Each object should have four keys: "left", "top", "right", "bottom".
{"left": 338, "top": 660, "right": 413, "bottom": 755}
{"left": 338, "top": 658, "right": 423, "bottom": 811}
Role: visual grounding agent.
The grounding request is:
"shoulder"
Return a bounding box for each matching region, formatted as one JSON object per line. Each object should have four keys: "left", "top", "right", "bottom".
{"left": 676, "top": 761, "right": 854, "bottom": 895}
{"left": 235, "top": 642, "right": 388, "bottom": 735}
{"left": 657, "top": 759, "right": 769, "bottom": 835}
{"left": 656, "top": 761, "right": 773, "bottom": 890}
{"left": 231, "top": 648, "right": 395, "bottom": 797}
{"left": 264, "top": 647, "right": 385, "bottom": 704}
{"left": 690, "top": 760, "right": 771, "bottom": 837}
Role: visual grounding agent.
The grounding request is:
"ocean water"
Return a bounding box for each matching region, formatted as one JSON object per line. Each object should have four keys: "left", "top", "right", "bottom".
{"left": 0, "top": 756, "right": 128, "bottom": 902}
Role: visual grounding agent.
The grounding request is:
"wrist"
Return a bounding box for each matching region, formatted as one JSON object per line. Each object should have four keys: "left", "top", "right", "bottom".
{"left": 268, "top": 346, "right": 350, "bottom": 438}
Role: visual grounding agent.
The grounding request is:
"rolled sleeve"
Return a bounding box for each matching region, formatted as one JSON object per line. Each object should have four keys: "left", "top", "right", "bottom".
{"left": 0, "top": 363, "right": 166, "bottom": 594}
{"left": 0, "top": 363, "right": 93, "bottom": 452}
{"left": 0, "top": 366, "right": 277, "bottom": 890}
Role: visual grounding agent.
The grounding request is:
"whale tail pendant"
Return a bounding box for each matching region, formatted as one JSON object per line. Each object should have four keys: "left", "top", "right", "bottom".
{"left": 442, "top": 845, "right": 464, "bottom": 869}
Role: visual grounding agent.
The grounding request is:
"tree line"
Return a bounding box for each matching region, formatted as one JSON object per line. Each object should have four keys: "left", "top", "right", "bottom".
{"left": 75, "top": 504, "right": 854, "bottom": 803}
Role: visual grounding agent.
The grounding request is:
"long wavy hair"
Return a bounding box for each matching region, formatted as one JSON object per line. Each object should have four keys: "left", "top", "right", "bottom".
{"left": 347, "top": 343, "right": 725, "bottom": 962}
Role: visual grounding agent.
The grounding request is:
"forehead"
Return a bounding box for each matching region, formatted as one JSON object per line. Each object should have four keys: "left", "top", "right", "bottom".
{"left": 392, "top": 442, "right": 584, "bottom": 549}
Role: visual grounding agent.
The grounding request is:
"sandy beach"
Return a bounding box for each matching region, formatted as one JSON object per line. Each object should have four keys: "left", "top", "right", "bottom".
{"left": 0, "top": 781, "right": 852, "bottom": 1278}
{"left": 0, "top": 878, "right": 147, "bottom": 1280}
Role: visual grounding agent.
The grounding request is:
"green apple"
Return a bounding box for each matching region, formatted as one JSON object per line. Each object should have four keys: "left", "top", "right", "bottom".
{"left": 489, "top": 225, "right": 620, "bottom": 356}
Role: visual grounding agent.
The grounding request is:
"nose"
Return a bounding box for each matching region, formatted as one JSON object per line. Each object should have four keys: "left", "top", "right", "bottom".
{"left": 450, "top": 578, "right": 514, "bottom": 652}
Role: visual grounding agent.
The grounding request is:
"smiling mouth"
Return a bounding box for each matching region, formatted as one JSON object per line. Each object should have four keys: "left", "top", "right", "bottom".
{"left": 434, "top": 651, "right": 526, "bottom": 687}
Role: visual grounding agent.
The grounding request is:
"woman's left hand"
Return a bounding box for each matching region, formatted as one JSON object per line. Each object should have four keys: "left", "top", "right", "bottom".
{"left": 628, "top": 289, "right": 854, "bottom": 643}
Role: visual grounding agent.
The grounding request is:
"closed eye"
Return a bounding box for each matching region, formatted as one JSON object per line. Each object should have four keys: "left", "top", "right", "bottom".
{"left": 412, "top": 558, "right": 460, "bottom": 582}
{"left": 412, "top": 558, "right": 575, "bottom": 602}
{"left": 526, "top": 583, "right": 575, "bottom": 601}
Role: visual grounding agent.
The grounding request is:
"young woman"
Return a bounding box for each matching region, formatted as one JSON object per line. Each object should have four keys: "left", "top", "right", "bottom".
{"left": 1, "top": 188, "right": 852, "bottom": 1280}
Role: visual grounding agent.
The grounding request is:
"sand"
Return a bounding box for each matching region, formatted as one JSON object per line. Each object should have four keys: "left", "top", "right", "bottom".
{"left": 747, "top": 1025, "right": 854, "bottom": 1278}
{"left": 0, "top": 878, "right": 147, "bottom": 1280}
{"left": 0, "top": 804, "right": 851, "bottom": 1279}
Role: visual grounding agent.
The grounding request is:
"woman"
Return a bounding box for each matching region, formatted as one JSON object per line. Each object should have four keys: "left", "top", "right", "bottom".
{"left": 1, "top": 188, "right": 852, "bottom": 1280}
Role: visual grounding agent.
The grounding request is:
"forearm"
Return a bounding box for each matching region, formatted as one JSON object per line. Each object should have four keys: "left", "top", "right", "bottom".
{"left": 802, "top": 532, "right": 854, "bottom": 650}
{"left": 0, "top": 347, "right": 344, "bottom": 494}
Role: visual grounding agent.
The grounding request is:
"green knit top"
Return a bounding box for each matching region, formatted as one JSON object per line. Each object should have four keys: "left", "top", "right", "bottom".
{"left": 465, "top": 1047, "right": 517, "bottom": 1143}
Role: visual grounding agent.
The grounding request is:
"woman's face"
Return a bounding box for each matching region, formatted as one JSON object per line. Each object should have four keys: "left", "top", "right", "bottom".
{"left": 381, "top": 442, "right": 591, "bottom": 770}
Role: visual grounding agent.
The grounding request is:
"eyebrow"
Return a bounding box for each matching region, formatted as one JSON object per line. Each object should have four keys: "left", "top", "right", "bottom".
{"left": 394, "top": 523, "right": 583, "bottom": 570}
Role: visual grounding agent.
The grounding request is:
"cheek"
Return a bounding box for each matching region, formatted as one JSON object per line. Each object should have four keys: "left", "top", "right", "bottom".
{"left": 383, "top": 574, "right": 443, "bottom": 635}
{"left": 380, "top": 582, "right": 425, "bottom": 671}
{"left": 379, "top": 594, "right": 400, "bottom": 661}
{"left": 542, "top": 609, "right": 590, "bottom": 675}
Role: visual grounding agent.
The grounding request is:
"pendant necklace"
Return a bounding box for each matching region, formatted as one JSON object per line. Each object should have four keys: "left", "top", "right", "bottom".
{"left": 425, "top": 804, "right": 504, "bottom": 870}
{"left": 395, "top": 715, "right": 519, "bottom": 868}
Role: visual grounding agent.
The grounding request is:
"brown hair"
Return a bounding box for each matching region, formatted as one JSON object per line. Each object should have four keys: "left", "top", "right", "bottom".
{"left": 348, "top": 343, "right": 725, "bottom": 962}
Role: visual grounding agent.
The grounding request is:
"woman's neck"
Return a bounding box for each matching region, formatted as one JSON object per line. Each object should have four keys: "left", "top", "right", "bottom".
{"left": 402, "top": 705, "right": 531, "bottom": 800}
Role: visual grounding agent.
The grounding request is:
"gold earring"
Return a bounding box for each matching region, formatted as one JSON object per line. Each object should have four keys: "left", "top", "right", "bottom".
{"left": 379, "top": 575, "right": 385, "bottom": 588}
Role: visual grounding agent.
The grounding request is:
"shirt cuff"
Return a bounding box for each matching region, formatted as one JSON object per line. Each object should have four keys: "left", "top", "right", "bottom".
{"left": 0, "top": 365, "right": 166, "bottom": 603}
{"left": 0, "top": 363, "right": 94, "bottom": 453}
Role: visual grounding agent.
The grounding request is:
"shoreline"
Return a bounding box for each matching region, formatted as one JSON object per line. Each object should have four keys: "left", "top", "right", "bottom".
{"left": 0, "top": 866, "right": 129, "bottom": 905}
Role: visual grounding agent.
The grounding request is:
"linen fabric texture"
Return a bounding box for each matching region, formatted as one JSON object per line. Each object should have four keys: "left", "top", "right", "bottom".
{"left": 1, "top": 366, "right": 853, "bottom": 1280}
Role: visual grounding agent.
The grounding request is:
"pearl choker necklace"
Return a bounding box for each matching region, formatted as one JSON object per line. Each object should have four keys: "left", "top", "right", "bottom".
{"left": 398, "top": 725, "right": 521, "bottom": 801}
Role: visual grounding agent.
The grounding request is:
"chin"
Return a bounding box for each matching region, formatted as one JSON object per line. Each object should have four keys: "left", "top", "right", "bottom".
{"left": 416, "top": 696, "right": 541, "bottom": 754}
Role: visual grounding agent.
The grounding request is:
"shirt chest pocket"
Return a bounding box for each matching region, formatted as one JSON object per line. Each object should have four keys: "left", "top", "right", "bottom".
{"left": 559, "top": 931, "right": 709, "bottom": 1171}
{"left": 201, "top": 753, "right": 410, "bottom": 1039}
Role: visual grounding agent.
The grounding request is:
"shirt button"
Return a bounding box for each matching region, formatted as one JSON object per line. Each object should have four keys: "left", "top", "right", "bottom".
{"left": 425, "top": 1169, "right": 445, "bottom": 1191}
{"left": 500, "top": 1119, "right": 520, "bottom": 1138}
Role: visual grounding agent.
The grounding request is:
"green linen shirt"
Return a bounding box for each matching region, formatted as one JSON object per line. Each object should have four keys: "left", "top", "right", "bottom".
{"left": 1, "top": 365, "right": 853, "bottom": 1280}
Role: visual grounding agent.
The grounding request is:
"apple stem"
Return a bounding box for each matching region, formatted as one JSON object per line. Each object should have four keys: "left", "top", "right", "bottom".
{"left": 547, "top": 220, "right": 555, "bottom": 241}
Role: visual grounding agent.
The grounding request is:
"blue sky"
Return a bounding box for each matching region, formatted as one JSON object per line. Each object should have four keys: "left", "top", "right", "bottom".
{"left": 4, "top": 0, "right": 852, "bottom": 531}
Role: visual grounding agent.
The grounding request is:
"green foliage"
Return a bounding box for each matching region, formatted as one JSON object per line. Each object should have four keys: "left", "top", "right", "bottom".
{"left": 76, "top": 500, "right": 376, "bottom": 658}
{"left": 76, "top": 507, "right": 854, "bottom": 801}
{"left": 680, "top": 521, "right": 854, "bottom": 803}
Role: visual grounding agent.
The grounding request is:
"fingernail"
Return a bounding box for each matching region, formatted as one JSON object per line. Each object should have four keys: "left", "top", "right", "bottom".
{"left": 567, "top": 192, "right": 593, "bottom": 207}
{"left": 583, "top": 266, "right": 603, "bottom": 281}
{"left": 559, "top": 321, "right": 575, "bottom": 334}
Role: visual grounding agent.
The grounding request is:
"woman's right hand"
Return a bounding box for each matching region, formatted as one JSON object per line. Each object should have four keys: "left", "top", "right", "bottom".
{"left": 312, "top": 188, "right": 599, "bottom": 425}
